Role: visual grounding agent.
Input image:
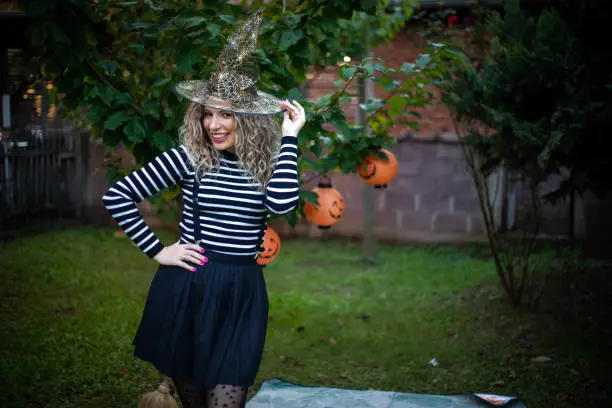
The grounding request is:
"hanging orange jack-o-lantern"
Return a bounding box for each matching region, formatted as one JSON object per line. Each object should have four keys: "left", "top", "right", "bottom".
{"left": 304, "top": 179, "right": 345, "bottom": 229}
{"left": 357, "top": 148, "right": 398, "bottom": 188}
{"left": 257, "top": 226, "right": 281, "bottom": 265}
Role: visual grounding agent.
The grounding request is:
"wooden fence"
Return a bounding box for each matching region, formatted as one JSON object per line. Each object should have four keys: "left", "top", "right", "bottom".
{"left": 0, "top": 128, "right": 89, "bottom": 240}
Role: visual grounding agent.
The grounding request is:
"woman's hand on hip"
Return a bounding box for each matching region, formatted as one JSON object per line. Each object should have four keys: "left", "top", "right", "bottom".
{"left": 153, "top": 241, "right": 208, "bottom": 272}
{"left": 280, "top": 99, "right": 306, "bottom": 137}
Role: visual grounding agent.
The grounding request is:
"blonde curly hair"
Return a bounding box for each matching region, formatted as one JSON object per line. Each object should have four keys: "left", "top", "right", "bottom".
{"left": 178, "top": 102, "right": 281, "bottom": 191}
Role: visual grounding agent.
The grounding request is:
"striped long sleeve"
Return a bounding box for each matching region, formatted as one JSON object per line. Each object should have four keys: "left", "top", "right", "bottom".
{"left": 264, "top": 136, "right": 300, "bottom": 215}
{"left": 102, "top": 147, "right": 192, "bottom": 258}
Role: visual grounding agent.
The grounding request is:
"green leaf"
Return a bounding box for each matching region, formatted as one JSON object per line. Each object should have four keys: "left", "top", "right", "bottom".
{"left": 340, "top": 155, "right": 356, "bottom": 174}
{"left": 99, "top": 87, "right": 114, "bottom": 106}
{"left": 310, "top": 139, "right": 323, "bottom": 156}
{"left": 359, "top": 98, "right": 385, "bottom": 113}
{"left": 330, "top": 121, "right": 354, "bottom": 139}
{"left": 144, "top": 101, "right": 162, "bottom": 119}
{"left": 358, "top": 0, "right": 378, "bottom": 14}
{"left": 153, "top": 131, "right": 174, "bottom": 151}
{"left": 177, "top": 50, "right": 201, "bottom": 75}
{"left": 315, "top": 94, "right": 333, "bottom": 109}
{"left": 300, "top": 157, "right": 322, "bottom": 171}
{"left": 387, "top": 95, "right": 405, "bottom": 117}
{"left": 416, "top": 54, "right": 431, "bottom": 69}
{"left": 151, "top": 77, "right": 172, "bottom": 89}
{"left": 218, "top": 14, "right": 236, "bottom": 25}
{"left": 278, "top": 30, "right": 303, "bottom": 52}
{"left": 104, "top": 111, "right": 131, "bottom": 131}
{"left": 407, "top": 110, "right": 423, "bottom": 119}
{"left": 207, "top": 23, "right": 221, "bottom": 37}
{"left": 49, "top": 24, "right": 70, "bottom": 43}
{"left": 87, "top": 105, "right": 104, "bottom": 123}
{"left": 339, "top": 65, "right": 357, "bottom": 80}
{"left": 102, "top": 130, "right": 122, "bottom": 147}
{"left": 124, "top": 117, "right": 146, "bottom": 143}
{"left": 101, "top": 60, "right": 119, "bottom": 75}
{"left": 293, "top": 37, "right": 310, "bottom": 59}
{"left": 128, "top": 43, "right": 145, "bottom": 55}
{"left": 87, "top": 86, "right": 100, "bottom": 99}
{"left": 287, "top": 88, "right": 303, "bottom": 102}
{"left": 439, "top": 46, "right": 468, "bottom": 61}
{"left": 300, "top": 190, "right": 319, "bottom": 205}
{"left": 283, "top": 210, "right": 299, "bottom": 228}
{"left": 186, "top": 29, "right": 206, "bottom": 39}
{"left": 377, "top": 76, "right": 401, "bottom": 92}
{"left": 401, "top": 62, "right": 416, "bottom": 73}
{"left": 399, "top": 119, "right": 421, "bottom": 131}
{"left": 372, "top": 63, "right": 386, "bottom": 73}
{"left": 363, "top": 63, "right": 376, "bottom": 75}
{"left": 31, "top": 25, "right": 48, "bottom": 47}
{"left": 184, "top": 16, "right": 206, "bottom": 28}
{"left": 114, "top": 93, "right": 133, "bottom": 106}
{"left": 321, "top": 156, "right": 340, "bottom": 172}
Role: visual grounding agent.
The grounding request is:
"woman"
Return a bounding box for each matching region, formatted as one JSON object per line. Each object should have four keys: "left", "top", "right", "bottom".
{"left": 102, "top": 9, "right": 305, "bottom": 408}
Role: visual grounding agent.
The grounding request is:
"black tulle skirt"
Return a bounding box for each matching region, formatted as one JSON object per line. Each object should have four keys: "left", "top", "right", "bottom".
{"left": 132, "top": 250, "right": 268, "bottom": 389}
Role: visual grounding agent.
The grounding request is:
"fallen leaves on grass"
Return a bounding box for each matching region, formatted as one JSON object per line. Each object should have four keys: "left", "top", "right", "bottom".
{"left": 279, "top": 355, "right": 303, "bottom": 366}
{"left": 532, "top": 356, "right": 553, "bottom": 363}
{"left": 55, "top": 307, "right": 76, "bottom": 316}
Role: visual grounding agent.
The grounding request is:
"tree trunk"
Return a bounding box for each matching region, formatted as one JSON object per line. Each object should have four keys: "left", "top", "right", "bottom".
{"left": 357, "top": 40, "right": 376, "bottom": 263}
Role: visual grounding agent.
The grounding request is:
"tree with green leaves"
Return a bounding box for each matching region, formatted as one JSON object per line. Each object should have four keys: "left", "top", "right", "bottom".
{"left": 441, "top": 0, "right": 612, "bottom": 305}
{"left": 18, "top": 0, "right": 461, "bottom": 230}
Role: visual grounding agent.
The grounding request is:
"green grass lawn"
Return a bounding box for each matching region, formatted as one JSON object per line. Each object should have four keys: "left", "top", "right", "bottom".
{"left": 0, "top": 227, "right": 609, "bottom": 408}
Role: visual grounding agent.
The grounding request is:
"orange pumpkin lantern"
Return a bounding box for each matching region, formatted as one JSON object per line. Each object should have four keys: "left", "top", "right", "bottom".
{"left": 357, "top": 148, "right": 398, "bottom": 188}
{"left": 257, "top": 226, "right": 281, "bottom": 265}
{"left": 304, "top": 180, "right": 345, "bottom": 229}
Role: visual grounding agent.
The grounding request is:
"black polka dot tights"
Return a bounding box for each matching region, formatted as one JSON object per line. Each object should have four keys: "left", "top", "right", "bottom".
{"left": 174, "top": 381, "right": 247, "bottom": 408}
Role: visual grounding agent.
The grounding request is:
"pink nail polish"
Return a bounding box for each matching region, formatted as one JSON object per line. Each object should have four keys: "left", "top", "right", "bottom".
{"left": 201, "top": 248, "right": 206, "bottom": 253}
{"left": 203, "top": 257, "right": 209, "bottom": 262}
{"left": 192, "top": 267, "right": 197, "bottom": 272}
{"left": 200, "top": 260, "right": 205, "bottom": 265}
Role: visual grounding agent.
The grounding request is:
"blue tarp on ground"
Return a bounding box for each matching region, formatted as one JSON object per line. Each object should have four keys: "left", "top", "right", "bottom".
{"left": 247, "top": 378, "right": 528, "bottom": 408}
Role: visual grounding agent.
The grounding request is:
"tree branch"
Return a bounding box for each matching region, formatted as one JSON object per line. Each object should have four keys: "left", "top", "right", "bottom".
{"left": 452, "top": 115, "right": 515, "bottom": 302}
{"left": 302, "top": 171, "right": 323, "bottom": 185}
{"left": 86, "top": 58, "right": 142, "bottom": 113}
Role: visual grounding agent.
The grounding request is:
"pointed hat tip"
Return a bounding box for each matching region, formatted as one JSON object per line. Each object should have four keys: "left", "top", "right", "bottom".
{"left": 250, "top": 7, "right": 264, "bottom": 25}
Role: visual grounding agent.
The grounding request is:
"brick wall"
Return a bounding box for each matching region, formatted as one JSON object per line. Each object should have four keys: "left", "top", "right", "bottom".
{"left": 304, "top": 29, "right": 455, "bottom": 139}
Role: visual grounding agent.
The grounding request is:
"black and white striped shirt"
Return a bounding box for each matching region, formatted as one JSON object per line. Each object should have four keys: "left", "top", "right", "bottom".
{"left": 102, "top": 136, "right": 299, "bottom": 258}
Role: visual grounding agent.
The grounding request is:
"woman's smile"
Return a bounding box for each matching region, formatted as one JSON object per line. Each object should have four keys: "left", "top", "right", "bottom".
{"left": 203, "top": 107, "right": 237, "bottom": 151}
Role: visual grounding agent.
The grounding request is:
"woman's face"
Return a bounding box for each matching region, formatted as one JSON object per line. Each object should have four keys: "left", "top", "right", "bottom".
{"left": 202, "top": 106, "right": 237, "bottom": 152}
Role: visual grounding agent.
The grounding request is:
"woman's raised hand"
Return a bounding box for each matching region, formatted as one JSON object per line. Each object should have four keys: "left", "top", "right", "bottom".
{"left": 280, "top": 99, "right": 306, "bottom": 137}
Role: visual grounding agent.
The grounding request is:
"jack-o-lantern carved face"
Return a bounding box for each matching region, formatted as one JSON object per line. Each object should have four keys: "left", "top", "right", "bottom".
{"left": 357, "top": 148, "right": 398, "bottom": 187}
{"left": 328, "top": 197, "right": 345, "bottom": 220}
{"left": 304, "top": 184, "right": 345, "bottom": 229}
{"left": 257, "top": 227, "right": 281, "bottom": 265}
{"left": 359, "top": 158, "right": 377, "bottom": 180}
